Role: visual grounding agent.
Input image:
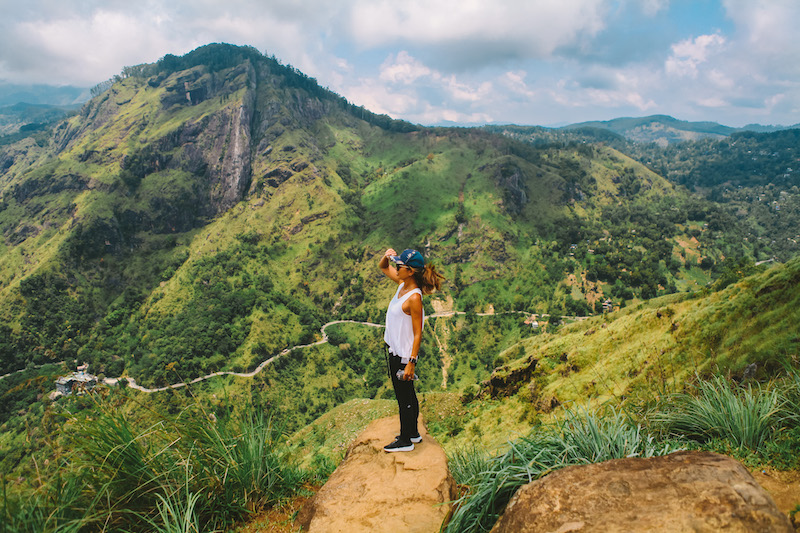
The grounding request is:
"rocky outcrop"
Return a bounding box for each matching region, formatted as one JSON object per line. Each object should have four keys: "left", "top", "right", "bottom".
{"left": 213, "top": 87, "right": 254, "bottom": 210}
{"left": 186, "top": 61, "right": 257, "bottom": 212}
{"left": 491, "top": 451, "right": 793, "bottom": 533}
{"left": 297, "top": 416, "right": 456, "bottom": 533}
{"left": 490, "top": 162, "right": 529, "bottom": 214}
{"left": 481, "top": 355, "right": 538, "bottom": 399}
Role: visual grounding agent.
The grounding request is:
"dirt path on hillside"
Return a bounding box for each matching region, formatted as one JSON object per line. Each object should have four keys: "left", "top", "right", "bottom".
{"left": 431, "top": 320, "right": 451, "bottom": 389}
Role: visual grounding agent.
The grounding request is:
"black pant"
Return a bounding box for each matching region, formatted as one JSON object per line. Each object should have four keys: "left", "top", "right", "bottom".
{"left": 386, "top": 347, "right": 419, "bottom": 440}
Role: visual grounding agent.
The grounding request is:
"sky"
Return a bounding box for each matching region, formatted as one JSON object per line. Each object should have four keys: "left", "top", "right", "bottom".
{"left": 1, "top": 0, "right": 798, "bottom": 127}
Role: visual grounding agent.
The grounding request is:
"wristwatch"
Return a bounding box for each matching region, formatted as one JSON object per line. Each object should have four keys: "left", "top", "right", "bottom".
{"left": 409, "top": 357, "right": 417, "bottom": 364}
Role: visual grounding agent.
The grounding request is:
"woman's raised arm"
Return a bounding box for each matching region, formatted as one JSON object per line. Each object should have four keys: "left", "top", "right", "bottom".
{"left": 379, "top": 248, "right": 402, "bottom": 283}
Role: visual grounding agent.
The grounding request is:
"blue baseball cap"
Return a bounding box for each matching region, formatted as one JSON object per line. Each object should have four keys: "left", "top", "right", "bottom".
{"left": 391, "top": 249, "right": 425, "bottom": 270}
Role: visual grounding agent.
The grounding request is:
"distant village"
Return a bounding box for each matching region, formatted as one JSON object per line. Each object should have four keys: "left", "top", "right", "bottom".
{"left": 522, "top": 299, "right": 614, "bottom": 331}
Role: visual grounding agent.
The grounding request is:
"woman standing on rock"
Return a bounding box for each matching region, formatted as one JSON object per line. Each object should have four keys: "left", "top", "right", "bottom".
{"left": 379, "top": 248, "right": 444, "bottom": 452}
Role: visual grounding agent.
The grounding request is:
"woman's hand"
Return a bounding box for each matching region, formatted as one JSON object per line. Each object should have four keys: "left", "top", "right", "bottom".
{"left": 402, "top": 361, "right": 415, "bottom": 381}
{"left": 380, "top": 248, "right": 401, "bottom": 282}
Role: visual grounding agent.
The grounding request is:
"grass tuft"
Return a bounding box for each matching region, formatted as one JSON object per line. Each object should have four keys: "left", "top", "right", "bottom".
{"left": 651, "top": 375, "right": 783, "bottom": 451}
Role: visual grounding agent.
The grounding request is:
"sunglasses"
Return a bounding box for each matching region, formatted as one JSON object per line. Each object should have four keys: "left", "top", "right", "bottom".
{"left": 394, "top": 262, "right": 409, "bottom": 270}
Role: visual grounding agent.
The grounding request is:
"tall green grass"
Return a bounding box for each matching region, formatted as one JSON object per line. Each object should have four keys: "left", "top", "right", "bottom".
{"left": 651, "top": 375, "right": 783, "bottom": 451}
{"left": 178, "top": 408, "right": 305, "bottom": 520}
{"left": 77, "top": 410, "right": 173, "bottom": 510}
{"left": 149, "top": 490, "right": 202, "bottom": 533}
{"left": 1, "top": 474, "right": 91, "bottom": 533}
{"left": 447, "top": 369, "right": 800, "bottom": 533}
{"left": 137, "top": 470, "right": 201, "bottom": 533}
{"left": 2, "top": 396, "right": 309, "bottom": 532}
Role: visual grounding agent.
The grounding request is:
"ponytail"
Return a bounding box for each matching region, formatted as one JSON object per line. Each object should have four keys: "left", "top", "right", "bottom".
{"left": 413, "top": 263, "right": 445, "bottom": 295}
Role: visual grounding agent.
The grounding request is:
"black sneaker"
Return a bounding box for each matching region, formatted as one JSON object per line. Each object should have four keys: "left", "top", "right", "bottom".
{"left": 395, "top": 434, "right": 422, "bottom": 443}
{"left": 383, "top": 437, "right": 414, "bottom": 452}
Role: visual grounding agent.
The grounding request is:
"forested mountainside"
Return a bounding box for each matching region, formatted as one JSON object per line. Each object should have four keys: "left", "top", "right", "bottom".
{"left": 559, "top": 114, "right": 798, "bottom": 145}
{"left": 563, "top": 115, "right": 737, "bottom": 144}
{"left": 489, "top": 124, "right": 800, "bottom": 262}
{"left": 0, "top": 43, "right": 763, "bottom": 389}
{"left": 0, "top": 103, "right": 79, "bottom": 139}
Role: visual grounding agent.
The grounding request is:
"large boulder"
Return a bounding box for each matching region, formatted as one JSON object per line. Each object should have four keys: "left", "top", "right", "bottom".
{"left": 491, "top": 451, "right": 792, "bottom": 533}
{"left": 296, "top": 416, "right": 456, "bottom": 533}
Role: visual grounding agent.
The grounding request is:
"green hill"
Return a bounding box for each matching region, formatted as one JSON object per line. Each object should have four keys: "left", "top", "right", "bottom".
{"left": 1, "top": 43, "right": 798, "bottom": 532}
{"left": 488, "top": 124, "right": 800, "bottom": 263}
{"left": 284, "top": 256, "right": 800, "bottom": 461}
{"left": 618, "top": 128, "right": 800, "bottom": 262}
{"left": 563, "top": 115, "right": 735, "bottom": 145}
{"left": 0, "top": 43, "right": 752, "bottom": 388}
{"left": 560, "top": 115, "right": 799, "bottom": 146}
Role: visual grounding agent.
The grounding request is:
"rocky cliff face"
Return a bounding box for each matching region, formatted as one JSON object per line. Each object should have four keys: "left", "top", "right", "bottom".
{"left": 51, "top": 59, "right": 259, "bottom": 217}
{"left": 185, "top": 61, "right": 257, "bottom": 213}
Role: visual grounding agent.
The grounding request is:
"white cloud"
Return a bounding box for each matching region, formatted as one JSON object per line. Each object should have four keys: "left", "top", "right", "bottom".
{"left": 348, "top": 0, "right": 608, "bottom": 65}
{"left": 8, "top": 10, "right": 182, "bottom": 84}
{"left": 0, "top": 1, "right": 339, "bottom": 85}
{"left": 414, "top": 104, "right": 493, "bottom": 125}
{"left": 638, "top": 0, "right": 669, "bottom": 17}
{"left": 340, "top": 78, "right": 419, "bottom": 116}
{"left": 501, "top": 71, "right": 536, "bottom": 98}
{"left": 0, "top": 0, "right": 798, "bottom": 127}
{"left": 379, "top": 51, "right": 431, "bottom": 84}
{"left": 697, "top": 96, "right": 728, "bottom": 108}
{"left": 707, "top": 69, "right": 735, "bottom": 90}
{"left": 722, "top": 0, "right": 800, "bottom": 80}
{"left": 665, "top": 33, "right": 726, "bottom": 78}
{"left": 339, "top": 51, "right": 499, "bottom": 124}
{"left": 442, "top": 76, "right": 493, "bottom": 103}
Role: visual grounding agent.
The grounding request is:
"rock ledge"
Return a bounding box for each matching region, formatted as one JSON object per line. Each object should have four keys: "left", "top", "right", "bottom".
{"left": 297, "top": 416, "right": 455, "bottom": 533}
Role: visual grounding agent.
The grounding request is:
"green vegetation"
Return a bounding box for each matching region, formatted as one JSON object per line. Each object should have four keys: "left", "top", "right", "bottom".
{"left": 1, "top": 393, "right": 314, "bottom": 532}
{"left": 431, "top": 259, "right": 800, "bottom": 531}
{"left": 446, "top": 369, "right": 800, "bottom": 533}
{"left": 0, "top": 43, "right": 770, "bottom": 386}
{"left": 492, "top": 124, "right": 800, "bottom": 262}
{"left": 652, "top": 376, "right": 783, "bottom": 451}
{"left": 1, "top": 44, "right": 799, "bottom": 531}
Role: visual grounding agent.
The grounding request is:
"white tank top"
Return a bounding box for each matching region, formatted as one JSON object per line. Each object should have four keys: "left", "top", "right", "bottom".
{"left": 384, "top": 282, "right": 424, "bottom": 362}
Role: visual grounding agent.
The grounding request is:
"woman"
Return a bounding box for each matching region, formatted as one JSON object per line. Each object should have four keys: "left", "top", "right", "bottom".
{"left": 379, "top": 248, "right": 444, "bottom": 452}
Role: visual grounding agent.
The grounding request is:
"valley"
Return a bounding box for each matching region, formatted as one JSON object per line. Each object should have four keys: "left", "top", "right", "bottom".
{"left": 0, "top": 43, "right": 798, "bottom": 532}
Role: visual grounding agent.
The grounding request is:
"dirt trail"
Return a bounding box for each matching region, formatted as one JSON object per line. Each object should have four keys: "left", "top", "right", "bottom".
{"left": 431, "top": 320, "right": 451, "bottom": 389}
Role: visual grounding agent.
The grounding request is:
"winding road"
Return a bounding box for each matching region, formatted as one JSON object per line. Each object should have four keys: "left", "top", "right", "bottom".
{"left": 2, "top": 311, "right": 585, "bottom": 393}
